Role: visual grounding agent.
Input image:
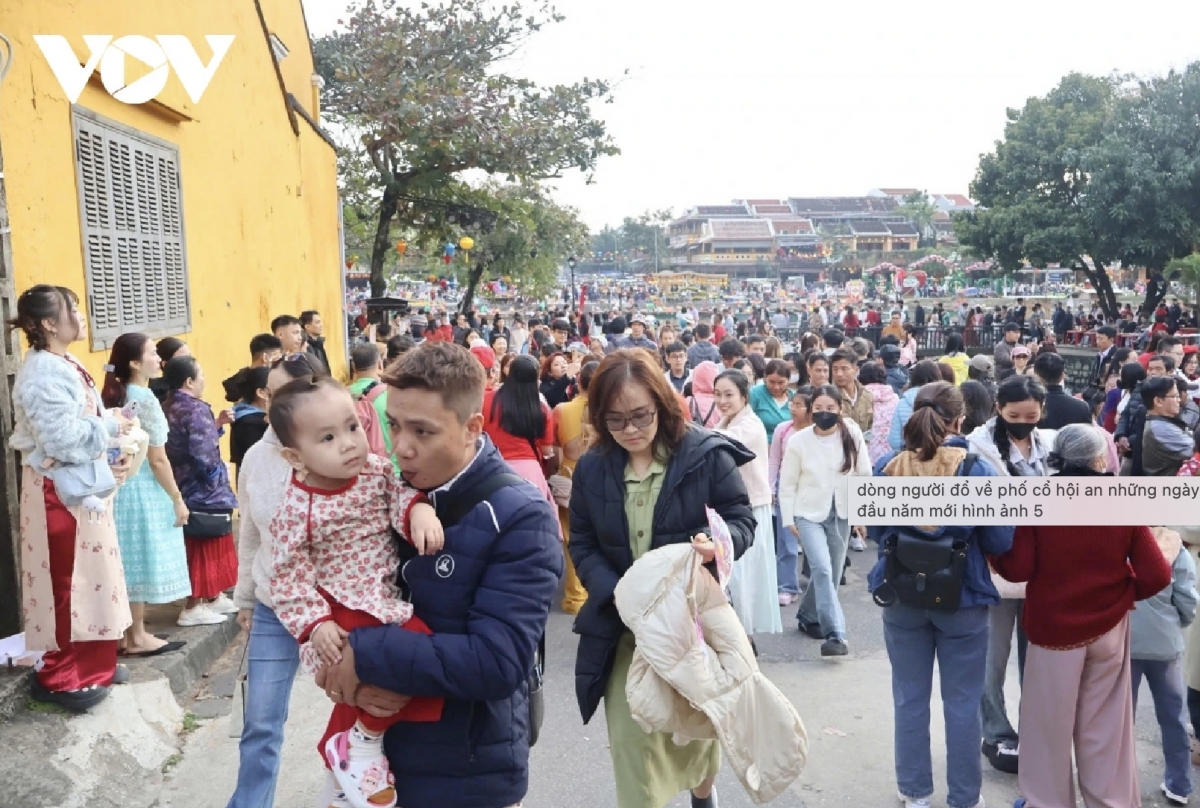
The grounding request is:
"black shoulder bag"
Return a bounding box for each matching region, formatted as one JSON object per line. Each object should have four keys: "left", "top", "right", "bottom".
{"left": 872, "top": 454, "right": 977, "bottom": 612}
{"left": 434, "top": 471, "right": 548, "bottom": 747}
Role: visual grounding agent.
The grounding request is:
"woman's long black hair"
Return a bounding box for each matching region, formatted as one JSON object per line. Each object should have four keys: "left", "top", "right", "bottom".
{"left": 810, "top": 384, "right": 858, "bottom": 473}
{"left": 491, "top": 354, "right": 545, "bottom": 443}
{"left": 991, "top": 375, "right": 1046, "bottom": 476}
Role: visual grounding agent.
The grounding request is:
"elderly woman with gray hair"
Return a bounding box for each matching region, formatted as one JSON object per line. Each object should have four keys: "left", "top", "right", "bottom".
{"left": 995, "top": 424, "right": 1173, "bottom": 808}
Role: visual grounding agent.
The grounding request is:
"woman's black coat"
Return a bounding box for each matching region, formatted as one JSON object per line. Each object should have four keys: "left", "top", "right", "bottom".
{"left": 567, "top": 425, "right": 757, "bottom": 723}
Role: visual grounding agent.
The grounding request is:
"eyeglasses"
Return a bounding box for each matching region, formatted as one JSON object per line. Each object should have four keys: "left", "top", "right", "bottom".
{"left": 605, "top": 409, "right": 657, "bottom": 433}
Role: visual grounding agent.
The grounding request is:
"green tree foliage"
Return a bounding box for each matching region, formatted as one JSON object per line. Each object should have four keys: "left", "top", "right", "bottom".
{"left": 437, "top": 183, "right": 591, "bottom": 310}
{"left": 896, "top": 191, "right": 937, "bottom": 247}
{"left": 957, "top": 67, "right": 1200, "bottom": 320}
{"left": 315, "top": 0, "right": 620, "bottom": 296}
{"left": 590, "top": 209, "right": 672, "bottom": 270}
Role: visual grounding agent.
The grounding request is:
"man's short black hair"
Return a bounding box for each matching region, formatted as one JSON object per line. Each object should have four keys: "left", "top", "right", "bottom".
{"left": 718, "top": 338, "right": 745, "bottom": 361}
{"left": 552, "top": 318, "right": 571, "bottom": 332}
{"left": 1004, "top": 322, "right": 1021, "bottom": 333}
{"left": 1159, "top": 337, "right": 1181, "bottom": 353}
{"left": 1096, "top": 326, "right": 1117, "bottom": 340}
{"left": 665, "top": 341, "right": 687, "bottom": 356}
{"left": 1033, "top": 352, "right": 1065, "bottom": 384}
{"left": 351, "top": 343, "right": 380, "bottom": 373}
{"left": 694, "top": 323, "right": 711, "bottom": 340}
{"left": 1141, "top": 375, "right": 1178, "bottom": 409}
{"left": 299, "top": 310, "right": 320, "bottom": 327}
{"left": 249, "top": 333, "right": 282, "bottom": 358}
{"left": 823, "top": 329, "right": 844, "bottom": 349}
{"left": 271, "top": 314, "right": 300, "bottom": 332}
{"left": 744, "top": 334, "right": 765, "bottom": 347}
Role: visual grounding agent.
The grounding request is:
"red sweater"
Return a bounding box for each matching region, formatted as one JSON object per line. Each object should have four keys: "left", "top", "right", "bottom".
{"left": 991, "top": 524, "right": 1171, "bottom": 648}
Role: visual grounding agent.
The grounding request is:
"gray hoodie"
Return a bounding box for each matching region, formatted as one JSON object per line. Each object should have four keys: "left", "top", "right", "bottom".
{"left": 1130, "top": 529, "right": 1198, "bottom": 661}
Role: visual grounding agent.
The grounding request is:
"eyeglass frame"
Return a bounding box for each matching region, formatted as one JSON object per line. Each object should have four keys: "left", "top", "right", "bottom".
{"left": 604, "top": 408, "right": 657, "bottom": 433}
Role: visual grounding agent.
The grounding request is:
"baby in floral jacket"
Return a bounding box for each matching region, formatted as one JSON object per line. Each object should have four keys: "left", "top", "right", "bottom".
{"left": 267, "top": 378, "right": 443, "bottom": 808}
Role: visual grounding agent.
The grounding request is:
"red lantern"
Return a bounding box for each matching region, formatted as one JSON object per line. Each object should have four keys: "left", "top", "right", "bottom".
{"left": 443, "top": 254, "right": 452, "bottom": 265}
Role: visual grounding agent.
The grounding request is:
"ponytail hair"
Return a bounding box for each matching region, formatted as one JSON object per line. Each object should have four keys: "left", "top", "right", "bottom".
{"left": 811, "top": 384, "right": 858, "bottom": 473}
{"left": 903, "top": 381, "right": 964, "bottom": 461}
{"left": 100, "top": 333, "right": 152, "bottom": 409}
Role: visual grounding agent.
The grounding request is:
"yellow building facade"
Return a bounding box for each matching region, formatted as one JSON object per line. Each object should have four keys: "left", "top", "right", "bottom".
{"left": 0, "top": 0, "right": 345, "bottom": 391}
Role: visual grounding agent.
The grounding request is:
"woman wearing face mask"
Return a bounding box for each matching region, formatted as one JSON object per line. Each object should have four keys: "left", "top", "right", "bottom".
{"left": 713, "top": 370, "right": 782, "bottom": 637}
{"left": 966, "top": 375, "right": 1055, "bottom": 776}
{"left": 769, "top": 387, "right": 813, "bottom": 606}
{"left": 778, "top": 385, "right": 872, "bottom": 656}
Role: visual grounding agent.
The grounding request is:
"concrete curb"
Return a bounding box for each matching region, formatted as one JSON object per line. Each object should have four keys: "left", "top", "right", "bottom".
{"left": 144, "top": 616, "right": 242, "bottom": 698}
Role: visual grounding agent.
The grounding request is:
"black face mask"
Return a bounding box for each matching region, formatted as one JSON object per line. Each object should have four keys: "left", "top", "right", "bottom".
{"left": 1002, "top": 418, "right": 1036, "bottom": 440}
{"left": 812, "top": 411, "right": 840, "bottom": 431}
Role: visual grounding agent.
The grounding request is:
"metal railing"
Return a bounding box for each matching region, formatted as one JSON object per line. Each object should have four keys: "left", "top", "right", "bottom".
{"left": 775, "top": 323, "right": 1011, "bottom": 353}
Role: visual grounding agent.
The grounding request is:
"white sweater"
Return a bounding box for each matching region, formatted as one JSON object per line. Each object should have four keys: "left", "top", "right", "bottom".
{"left": 778, "top": 422, "right": 872, "bottom": 523}
{"left": 232, "top": 427, "right": 294, "bottom": 611}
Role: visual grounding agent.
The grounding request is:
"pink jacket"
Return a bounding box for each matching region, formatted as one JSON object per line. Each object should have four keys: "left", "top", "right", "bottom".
{"left": 769, "top": 421, "right": 798, "bottom": 493}
{"left": 687, "top": 362, "right": 722, "bottom": 428}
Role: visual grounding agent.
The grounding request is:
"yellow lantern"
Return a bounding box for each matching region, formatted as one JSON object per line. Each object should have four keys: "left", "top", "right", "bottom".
{"left": 458, "top": 236, "right": 475, "bottom": 251}
{"left": 395, "top": 240, "right": 408, "bottom": 256}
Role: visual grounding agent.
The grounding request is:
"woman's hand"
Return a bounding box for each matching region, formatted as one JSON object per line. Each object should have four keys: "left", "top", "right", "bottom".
{"left": 216, "top": 409, "right": 235, "bottom": 429}
{"left": 237, "top": 608, "right": 253, "bottom": 632}
{"left": 173, "top": 499, "right": 190, "bottom": 528}
{"left": 788, "top": 524, "right": 800, "bottom": 538}
{"left": 691, "top": 532, "right": 717, "bottom": 563}
{"left": 109, "top": 453, "right": 133, "bottom": 484}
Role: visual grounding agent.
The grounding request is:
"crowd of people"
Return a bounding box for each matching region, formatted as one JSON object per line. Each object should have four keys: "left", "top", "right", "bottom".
{"left": 11, "top": 278, "right": 1200, "bottom": 808}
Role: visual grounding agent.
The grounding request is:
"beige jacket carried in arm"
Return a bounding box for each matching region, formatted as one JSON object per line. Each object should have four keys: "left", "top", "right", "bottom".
{"left": 614, "top": 544, "right": 808, "bottom": 804}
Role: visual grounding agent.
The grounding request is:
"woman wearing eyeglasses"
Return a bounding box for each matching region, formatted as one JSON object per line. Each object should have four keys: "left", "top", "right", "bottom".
{"left": 568, "top": 349, "right": 756, "bottom": 808}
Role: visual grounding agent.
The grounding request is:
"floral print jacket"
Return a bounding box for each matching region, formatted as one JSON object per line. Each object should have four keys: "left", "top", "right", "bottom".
{"left": 164, "top": 390, "right": 237, "bottom": 512}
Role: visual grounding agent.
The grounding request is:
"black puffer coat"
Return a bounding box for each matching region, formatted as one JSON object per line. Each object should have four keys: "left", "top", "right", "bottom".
{"left": 568, "top": 426, "right": 756, "bottom": 723}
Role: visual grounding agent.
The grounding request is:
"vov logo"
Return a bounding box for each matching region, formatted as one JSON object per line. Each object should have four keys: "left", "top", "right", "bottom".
{"left": 33, "top": 35, "right": 235, "bottom": 105}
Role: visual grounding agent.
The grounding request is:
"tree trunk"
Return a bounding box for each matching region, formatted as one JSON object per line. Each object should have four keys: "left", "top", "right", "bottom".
{"left": 459, "top": 259, "right": 488, "bottom": 315}
{"left": 1141, "top": 271, "right": 1171, "bottom": 318}
{"left": 369, "top": 185, "right": 399, "bottom": 298}
{"left": 1080, "top": 261, "right": 1119, "bottom": 321}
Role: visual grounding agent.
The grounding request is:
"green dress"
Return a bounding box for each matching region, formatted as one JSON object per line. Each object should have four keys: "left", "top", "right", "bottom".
{"left": 604, "top": 458, "right": 721, "bottom": 808}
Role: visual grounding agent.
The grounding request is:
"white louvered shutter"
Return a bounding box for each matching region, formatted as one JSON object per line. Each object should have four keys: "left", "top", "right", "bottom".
{"left": 72, "top": 108, "right": 189, "bottom": 349}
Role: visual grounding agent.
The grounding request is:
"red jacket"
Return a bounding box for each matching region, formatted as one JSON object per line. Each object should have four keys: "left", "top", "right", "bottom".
{"left": 992, "top": 523, "right": 1171, "bottom": 648}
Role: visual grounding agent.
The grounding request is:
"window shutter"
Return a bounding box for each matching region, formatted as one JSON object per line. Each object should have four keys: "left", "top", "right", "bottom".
{"left": 72, "top": 108, "right": 190, "bottom": 349}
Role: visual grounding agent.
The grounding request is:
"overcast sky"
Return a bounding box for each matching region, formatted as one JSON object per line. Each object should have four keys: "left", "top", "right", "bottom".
{"left": 301, "top": 0, "right": 1199, "bottom": 230}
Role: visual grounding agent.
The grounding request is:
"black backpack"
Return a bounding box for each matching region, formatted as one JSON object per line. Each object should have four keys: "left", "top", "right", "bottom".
{"left": 396, "top": 472, "right": 547, "bottom": 746}
{"left": 872, "top": 453, "right": 977, "bottom": 612}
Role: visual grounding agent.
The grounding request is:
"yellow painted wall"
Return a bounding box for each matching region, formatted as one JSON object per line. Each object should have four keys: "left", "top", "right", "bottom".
{"left": 0, "top": 0, "right": 345, "bottom": 408}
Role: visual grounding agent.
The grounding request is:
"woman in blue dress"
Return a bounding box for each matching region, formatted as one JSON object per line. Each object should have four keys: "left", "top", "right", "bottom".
{"left": 101, "top": 333, "right": 195, "bottom": 656}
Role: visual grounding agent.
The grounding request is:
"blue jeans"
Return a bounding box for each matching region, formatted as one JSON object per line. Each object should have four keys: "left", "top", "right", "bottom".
{"left": 226, "top": 602, "right": 301, "bottom": 808}
{"left": 775, "top": 502, "right": 800, "bottom": 595}
{"left": 1132, "top": 658, "right": 1192, "bottom": 798}
{"left": 795, "top": 512, "right": 848, "bottom": 639}
{"left": 882, "top": 603, "right": 989, "bottom": 808}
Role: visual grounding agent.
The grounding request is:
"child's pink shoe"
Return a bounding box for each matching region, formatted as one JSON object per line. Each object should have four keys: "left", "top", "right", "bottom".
{"left": 324, "top": 729, "right": 396, "bottom": 808}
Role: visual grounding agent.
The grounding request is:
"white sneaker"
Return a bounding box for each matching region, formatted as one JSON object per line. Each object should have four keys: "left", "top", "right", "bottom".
{"left": 1163, "top": 783, "right": 1190, "bottom": 806}
{"left": 850, "top": 535, "right": 867, "bottom": 552}
{"left": 208, "top": 593, "right": 239, "bottom": 615}
{"left": 898, "top": 793, "right": 931, "bottom": 808}
{"left": 177, "top": 604, "right": 228, "bottom": 626}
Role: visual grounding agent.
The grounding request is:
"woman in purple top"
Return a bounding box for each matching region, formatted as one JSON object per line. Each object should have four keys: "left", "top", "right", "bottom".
{"left": 163, "top": 354, "right": 239, "bottom": 627}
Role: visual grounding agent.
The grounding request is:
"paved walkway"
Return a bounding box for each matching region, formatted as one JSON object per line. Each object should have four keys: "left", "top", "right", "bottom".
{"left": 160, "top": 558, "right": 1185, "bottom": 808}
